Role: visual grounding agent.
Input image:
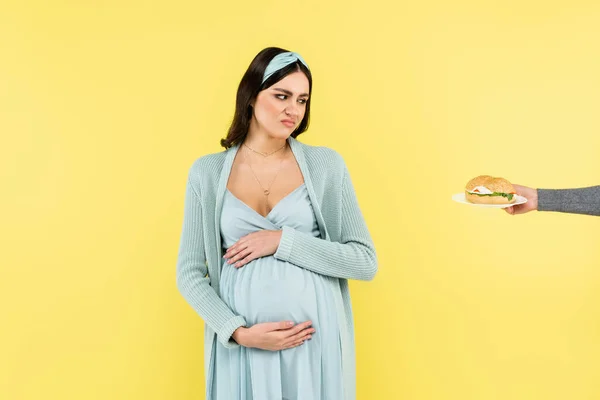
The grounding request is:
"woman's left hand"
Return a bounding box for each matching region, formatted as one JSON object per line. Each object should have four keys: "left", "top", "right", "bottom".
{"left": 223, "top": 230, "right": 283, "bottom": 268}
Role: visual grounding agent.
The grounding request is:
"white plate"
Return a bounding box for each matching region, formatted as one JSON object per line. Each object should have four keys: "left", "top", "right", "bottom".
{"left": 451, "top": 193, "right": 528, "bottom": 208}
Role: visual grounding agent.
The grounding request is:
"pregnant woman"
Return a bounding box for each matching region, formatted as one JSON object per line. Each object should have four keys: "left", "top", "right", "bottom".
{"left": 176, "top": 47, "right": 378, "bottom": 400}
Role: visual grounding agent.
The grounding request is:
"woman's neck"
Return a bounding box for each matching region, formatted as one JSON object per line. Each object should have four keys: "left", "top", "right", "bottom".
{"left": 243, "top": 131, "right": 288, "bottom": 156}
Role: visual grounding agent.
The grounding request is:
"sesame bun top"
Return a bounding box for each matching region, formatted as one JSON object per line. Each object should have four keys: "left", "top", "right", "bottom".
{"left": 465, "top": 175, "right": 516, "bottom": 194}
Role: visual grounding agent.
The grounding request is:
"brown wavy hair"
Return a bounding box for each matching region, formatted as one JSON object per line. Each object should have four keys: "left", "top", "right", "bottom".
{"left": 220, "top": 47, "right": 313, "bottom": 149}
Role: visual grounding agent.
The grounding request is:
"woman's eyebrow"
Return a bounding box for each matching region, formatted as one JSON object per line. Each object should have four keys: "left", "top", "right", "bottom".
{"left": 273, "top": 87, "right": 309, "bottom": 97}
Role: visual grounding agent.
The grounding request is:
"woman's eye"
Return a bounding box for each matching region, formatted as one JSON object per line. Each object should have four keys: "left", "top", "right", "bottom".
{"left": 275, "top": 94, "right": 307, "bottom": 104}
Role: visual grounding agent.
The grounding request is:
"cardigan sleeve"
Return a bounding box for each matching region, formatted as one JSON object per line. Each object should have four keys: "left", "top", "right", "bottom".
{"left": 176, "top": 177, "right": 246, "bottom": 348}
{"left": 273, "top": 164, "right": 377, "bottom": 281}
{"left": 538, "top": 186, "right": 600, "bottom": 216}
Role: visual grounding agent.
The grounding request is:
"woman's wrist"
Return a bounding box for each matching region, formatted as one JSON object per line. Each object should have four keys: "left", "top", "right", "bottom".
{"left": 274, "top": 229, "right": 283, "bottom": 245}
{"left": 232, "top": 326, "right": 249, "bottom": 346}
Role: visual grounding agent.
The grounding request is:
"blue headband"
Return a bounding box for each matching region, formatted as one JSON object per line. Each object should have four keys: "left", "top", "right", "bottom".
{"left": 262, "top": 51, "right": 309, "bottom": 85}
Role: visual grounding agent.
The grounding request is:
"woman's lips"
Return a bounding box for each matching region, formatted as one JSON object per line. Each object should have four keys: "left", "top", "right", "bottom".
{"left": 281, "top": 120, "right": 295, "bottom": 127}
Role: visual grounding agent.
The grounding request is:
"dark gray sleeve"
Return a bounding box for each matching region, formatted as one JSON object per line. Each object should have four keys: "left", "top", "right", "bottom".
{"left": 537, "top": 186, "right": 600, "bottom": 216}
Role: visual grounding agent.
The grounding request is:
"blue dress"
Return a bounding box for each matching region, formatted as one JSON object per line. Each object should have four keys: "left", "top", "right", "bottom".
{"left": 211, "top": 183, "right": 344, "bottom": 400}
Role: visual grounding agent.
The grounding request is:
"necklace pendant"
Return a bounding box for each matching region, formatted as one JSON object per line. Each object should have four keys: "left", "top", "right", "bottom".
{"left": 264, "top": 189, "right": 270, "bottom": 196}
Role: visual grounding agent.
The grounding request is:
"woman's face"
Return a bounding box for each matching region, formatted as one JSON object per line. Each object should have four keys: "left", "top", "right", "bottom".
{"left": 251, "top": 71, "right": 310, "bottom": 139}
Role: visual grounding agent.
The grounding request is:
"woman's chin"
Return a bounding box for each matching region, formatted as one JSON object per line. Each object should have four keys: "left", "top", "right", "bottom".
{"left": 266, "top": 129, "right": 293, "bottom": 140}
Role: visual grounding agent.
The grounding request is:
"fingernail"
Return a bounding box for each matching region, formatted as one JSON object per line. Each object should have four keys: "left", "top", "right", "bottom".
{"left": 288, "top": 321, "right": 294, "bottom": 326}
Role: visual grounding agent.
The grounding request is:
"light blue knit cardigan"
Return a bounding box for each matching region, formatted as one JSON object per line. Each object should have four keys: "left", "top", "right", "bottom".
{"left": 176, "top": 136, "right": 377, "bottom": 398}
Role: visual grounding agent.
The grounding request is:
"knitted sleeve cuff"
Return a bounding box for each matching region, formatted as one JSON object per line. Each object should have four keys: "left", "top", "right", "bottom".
{"left": 537, "top": 188, "right": 558, "bottom": 212}
{"left": 273, "top": 225, "right": 296, "bottom": 262}
{"left": 216, "top": 315, "right": 247, "bottom": 349}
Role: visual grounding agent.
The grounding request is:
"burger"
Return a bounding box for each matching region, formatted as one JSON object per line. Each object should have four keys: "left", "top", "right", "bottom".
{"left": 465, "top": 175, "right": 517, "bottom": 204}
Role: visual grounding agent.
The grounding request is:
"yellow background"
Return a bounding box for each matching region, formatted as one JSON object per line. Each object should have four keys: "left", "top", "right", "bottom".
{"left": 2, "top": 0, "right": 599, "bottom": 399}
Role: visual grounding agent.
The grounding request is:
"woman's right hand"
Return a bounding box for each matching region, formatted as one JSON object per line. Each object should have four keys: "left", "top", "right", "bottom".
{"left": 231, "top": 320, "right": 315, "bottom": 351}
{"left": 505, "top": 184, "right": 538, "bottom": 215}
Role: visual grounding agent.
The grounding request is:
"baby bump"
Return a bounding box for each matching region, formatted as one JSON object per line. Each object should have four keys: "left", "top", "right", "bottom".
{"left": 220, "top": 256, "right": 319, "bottom": 325}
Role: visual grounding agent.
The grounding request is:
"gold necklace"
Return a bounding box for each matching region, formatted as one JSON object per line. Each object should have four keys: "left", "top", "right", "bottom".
{"left": 243, "top": 144, "right": 287, "bottom": 197}
{"left": 243, "top": 142, "right": 287, "bottom": 157}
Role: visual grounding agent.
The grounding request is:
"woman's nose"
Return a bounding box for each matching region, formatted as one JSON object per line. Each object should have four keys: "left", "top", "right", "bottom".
{"left": 285, "top": 104, "right": 299, "bottom": 116}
